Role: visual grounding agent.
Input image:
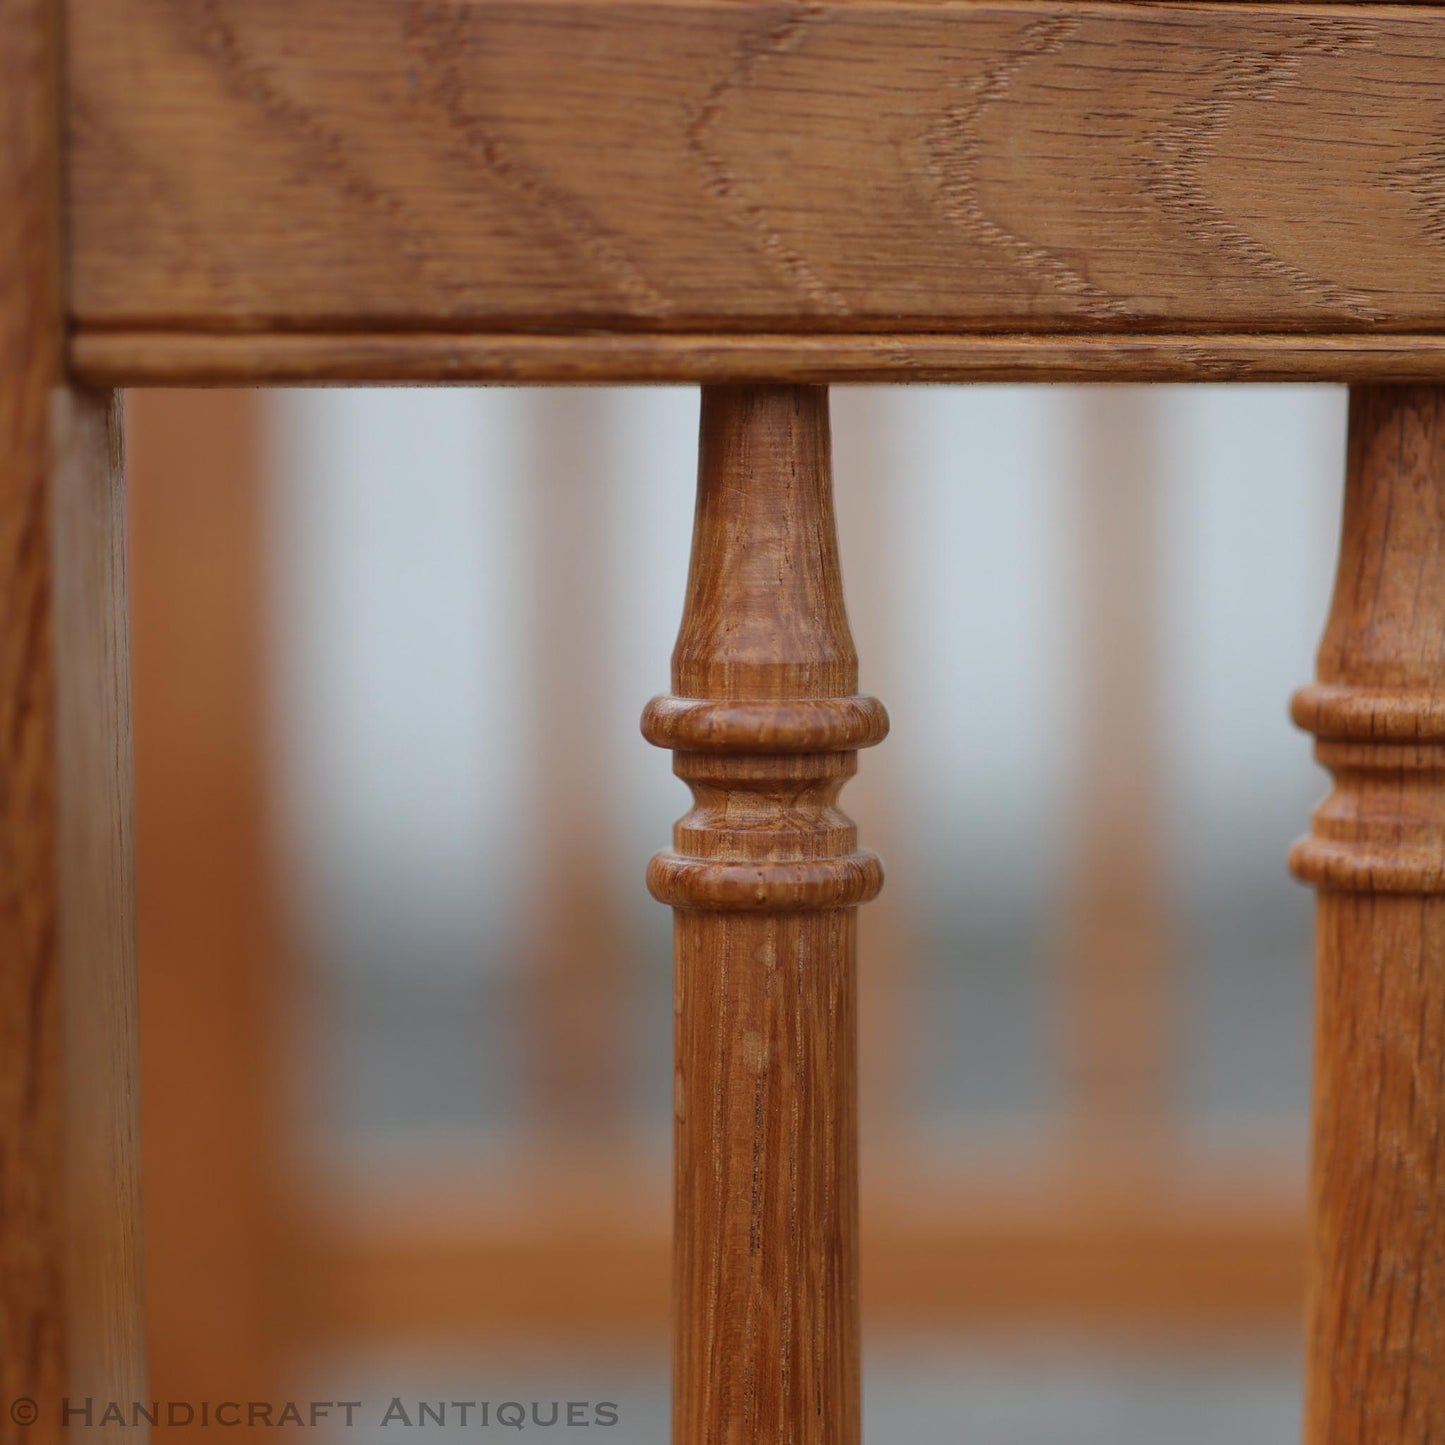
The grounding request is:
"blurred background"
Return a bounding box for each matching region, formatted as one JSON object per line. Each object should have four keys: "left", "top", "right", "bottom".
{"left": 124, "top": 384, "right": 1347, "bottom": 1443}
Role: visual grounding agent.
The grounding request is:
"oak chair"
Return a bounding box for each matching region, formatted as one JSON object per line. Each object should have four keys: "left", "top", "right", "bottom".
{"left": 6, "top": 3, "right": 1445, "bottom": 1443}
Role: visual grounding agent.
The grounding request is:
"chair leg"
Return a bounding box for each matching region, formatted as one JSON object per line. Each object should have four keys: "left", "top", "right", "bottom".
{"left": 1292, "top": 385, "right": 1445, "bottom": 1444}
{"left": 644, "top": 385, "right": 885, "bottom": 1445}
{"left": 128, "top": 389, "right": 286, "bottom": 1436}
{"left": 3, "top": 4, "right": 145, "bottom": 1439}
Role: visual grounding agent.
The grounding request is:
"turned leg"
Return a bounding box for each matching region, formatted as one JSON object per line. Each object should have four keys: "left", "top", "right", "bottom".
{"left": 644, "top": 385, "right": 886, "bottom": 1445}
{"left": 1291, "top": 385, "right": 1445, "bottom": 1444}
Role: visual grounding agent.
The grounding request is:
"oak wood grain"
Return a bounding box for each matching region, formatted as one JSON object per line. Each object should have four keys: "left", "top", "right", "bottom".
{"left": 4, "top": 2, "right": 144, "bottom": 1439}
{"left": 65, "top": 0, "right": 1445, "bottom": 362}
{"left": 1291, "top": 385, "right": 1445, "bottom": 1445}
{"left": 642, "top": 387, "right": 883, "bottom": 1445}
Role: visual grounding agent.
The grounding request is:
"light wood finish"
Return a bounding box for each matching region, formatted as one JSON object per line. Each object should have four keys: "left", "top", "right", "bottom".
{"left": 643, "top": 387, "right": 884, "bottom": 1445}
{"left": 68, "top": 331, "right": 1445, "bottom": 388}
{"left": 3, "top": 1, "right": 145, "bottom": 1438}
{"left": 22, "top": 0, "right": 1445, "bottom": 1423}
{"left": 127, "top": 391, "right": 291, "bottom": 1440}
{"left": 65, "top": 1, "right": 1445, "bottom": 382}
{"left": 1062, "top": 390, "right": 1171, "bottom": 1161}
{"left": 1292, "top": 385, "right": 1445, "bottom": 1445}
{"left": 307, "top": 1169, "right": 1306, "bottom": 1346}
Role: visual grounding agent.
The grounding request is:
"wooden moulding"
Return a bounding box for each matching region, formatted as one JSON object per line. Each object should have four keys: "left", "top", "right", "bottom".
{"left": 67, "top": 333, "right": 1445, "bottom": 387}
{"left": 62, "top": 0, "right": 1445, "bottom": 385}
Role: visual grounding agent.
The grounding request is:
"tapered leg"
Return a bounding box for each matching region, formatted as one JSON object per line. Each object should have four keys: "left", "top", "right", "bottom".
{"left": 1292, "top": 386, "right": 1445, "bottom": 1444}
{"left": 644, "top": 386, "right": 885, "bottom": 1445}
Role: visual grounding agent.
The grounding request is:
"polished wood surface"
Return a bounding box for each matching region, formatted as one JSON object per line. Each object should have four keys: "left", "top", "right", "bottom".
{"left": 2, "top": 3, "right": 144, "bottom": 1438}
{"left": 66, "top": 1, "right": 1445, "bottom": 383}
{"left": 1292, "top": 385, "right": 1445, "bottom": 1444}
{"left": 644, "top": 387, "right": 884, "bottom": 1445}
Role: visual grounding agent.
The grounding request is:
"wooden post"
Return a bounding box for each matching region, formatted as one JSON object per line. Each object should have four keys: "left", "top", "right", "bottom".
{"left": 643, "top": 385, "right": 886, "bottom": 1445}
{"left": 2, "top": 2, "right": 146, "bottom": 1439}
{"left": 1291, "top": 385, "right": 1445, "bottom": 1445}
{"left": 127, "top": 391, "right": 290, "bottom": 1436}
